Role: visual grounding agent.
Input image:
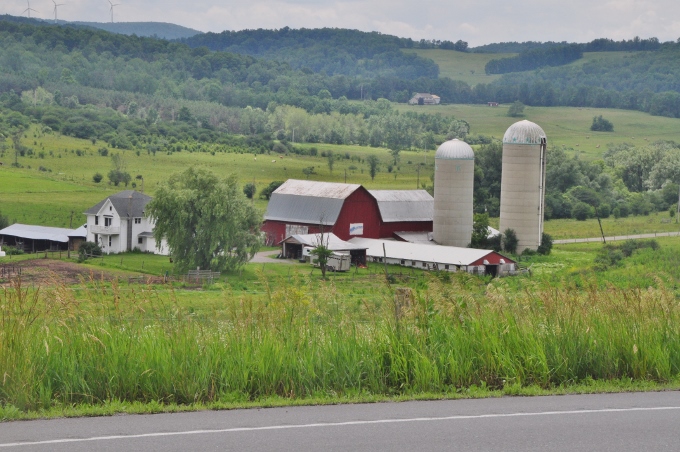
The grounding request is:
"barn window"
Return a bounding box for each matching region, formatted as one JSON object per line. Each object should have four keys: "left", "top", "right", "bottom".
{"left": 400, "top": 260, "right": 405, "bottom": 265}
{"left": 411, "top": 261, "right": 415, "bottom": 266}
{"left": 445, "top": 265, "right": 449, "bottom": 270}
{"left": 422, "top": 262, "right": 426, "bottom": 267}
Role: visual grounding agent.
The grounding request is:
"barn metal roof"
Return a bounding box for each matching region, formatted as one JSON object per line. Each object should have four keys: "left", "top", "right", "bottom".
{"left": 69, "top": 224, "right": 87, "bottom": 238}
{"left": 0, "top": 224, "right": 79, "bottom": 243}
{"left": 264, "top": 180, "right": 362, "bottom": 225}
{"left": 273, "top": 180, "right": 361, "bottom": 199}
{"left": 84, "top": 190, "right": 152, "bottom": 218}
{"left": 281, "top": 233, "right": 368, "bottom": 251}
{"left": 435, "top": 139, "right": 475, "bottom": 160}
{"left": 349, "top": 238, "right": 500, "bottom": 266}
{"left": 502, "top": 120, "right": 547, "bottom": 145}
{"left": 368, "top": 190, "right": 434, "bottom": 222}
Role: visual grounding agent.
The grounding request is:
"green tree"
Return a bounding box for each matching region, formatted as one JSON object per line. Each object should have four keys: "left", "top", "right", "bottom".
{"left": 502, "top": 228, "right": 518, "bottom": 254}
{"left": 327, "top": 150, "right": 335, "bottom": 173}
{"left": 243, "top": 182, "right": 256, "bottom": 199}
{"left": 537, "top": 233, "right": 553, "bottom": 255}
{"left": 470, "top": 213, "right": 490, "bottom": 248}
{"left": 507, "top": 101, "right": 525, "bottom": 117}
{"left": 93, "top": 173, "right": 103, "bottom": 183}
{"left": 260, "top": 180, "right": 284, "bottom": 200}
{"left": 311, "top": 243, "right": 334, "bottom": 279}
{"left": 147, "top": 168, "right": 262, "bottom": 273}
{"left": 591, "top": 115, "right": 613, "bottom": 131}
{"left": 0, "top": 210, "right": 9, "bottom": 230}
{"left": 366, "top": 155, "right": 380, "bottom": 181}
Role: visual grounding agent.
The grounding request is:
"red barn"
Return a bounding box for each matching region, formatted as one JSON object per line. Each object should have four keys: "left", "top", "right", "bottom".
{"left": 261, "top": 180, "right": 435, "bottom": 245}
{"left": 262, "top": 180, "right": 383, "bottom": 244}
{"left": 368, "top": 190, "right": 433, "bottom": 239}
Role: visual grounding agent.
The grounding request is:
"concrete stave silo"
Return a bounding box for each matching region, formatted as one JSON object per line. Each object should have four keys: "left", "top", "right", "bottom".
{"left": 499, "top": 120, "right": 547, "bottom": 252}
{"left": 433, "top": 139, "right": 475, "bottom": 247}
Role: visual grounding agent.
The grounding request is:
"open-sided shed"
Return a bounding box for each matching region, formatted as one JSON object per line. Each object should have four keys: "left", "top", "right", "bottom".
{"left": 0, "top": 224, "right": 86, "bottom": 252}
{"left": 280, "top": 233, "right": 368, "bottom": 265}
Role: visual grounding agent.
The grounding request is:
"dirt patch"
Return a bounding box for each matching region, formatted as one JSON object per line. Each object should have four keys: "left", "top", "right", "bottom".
{"left": 0, "top": 259, "right": 124, "bottom": 287}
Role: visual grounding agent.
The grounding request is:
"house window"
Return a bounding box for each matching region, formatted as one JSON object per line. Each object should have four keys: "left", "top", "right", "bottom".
{"left": 422, "top": 262, "right": 426, "bottom": 267}
{"left": 94, "top": 216, "right": 99, "bottom": 225}
{"left": 445, "top": 265, "right": 449, "bottom": 270}
{"left": 105, "top": 217, "right": 112, "bottom": 227}
{"left": 138, "top": 237, "right": 143, "bottom": 244}
{"left": 134, "top": 218, "right": 142, "bottom": 224}
{"left": 400, "top": 260, "right": 405, "bottom": 265}
{"left": 108, "top": 236, "right": 112, "bottom": 247}
{"left": 411, "top": 261, "right": 415, "bottom": 266}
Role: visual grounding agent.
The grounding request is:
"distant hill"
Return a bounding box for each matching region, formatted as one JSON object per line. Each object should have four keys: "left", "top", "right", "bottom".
{"left": 69, "top": 21, "right": 202, "bottom": 40}
{"left": 0, "top": 15, "right": 202, "bottom": 39}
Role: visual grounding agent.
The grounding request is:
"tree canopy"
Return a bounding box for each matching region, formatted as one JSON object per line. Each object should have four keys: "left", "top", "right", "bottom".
{"left": 147, "top": 167, "right": 262, "bottom": 273}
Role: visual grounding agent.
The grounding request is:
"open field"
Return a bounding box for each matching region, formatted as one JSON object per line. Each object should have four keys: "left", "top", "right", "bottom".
{"left": 402, "top": 49, "right": 636, "bottom": 86}
{"left": 394, "top": 103, "right": 680, "bottom": 159}
{"left": 2, "top": 232, "right": 680, "bottom": 417}
{"left": 401, "top": 49, "right": 512, "bottom": 85}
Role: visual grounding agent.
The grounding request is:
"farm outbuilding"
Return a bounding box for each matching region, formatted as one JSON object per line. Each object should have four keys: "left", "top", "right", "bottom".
{"left": 0, "top": 223, "right": 87, "bottom": 252}
{"left": 349, "top": 238, "right": 517, "bottom": 277}
{"left": 279, "top": 232, "right": 368, "bottom": 265}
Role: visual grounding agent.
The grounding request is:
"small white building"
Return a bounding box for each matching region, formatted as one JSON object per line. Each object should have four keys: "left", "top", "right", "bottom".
{"left": 408, "top": 93, "right": 441, "bottom": 105}
{"left": 84, "top": 190, "right": 168, "bottom": 255}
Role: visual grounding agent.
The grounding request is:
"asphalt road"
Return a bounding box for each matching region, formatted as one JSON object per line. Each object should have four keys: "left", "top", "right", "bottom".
{"left": 1, "top": 391, "right": 679, "bottom": 451}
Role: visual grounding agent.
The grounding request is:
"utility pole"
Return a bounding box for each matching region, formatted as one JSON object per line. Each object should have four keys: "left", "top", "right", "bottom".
{"left": 416, "top": 166, "right": 420, "bottom": 188}
{"left": 344, "top": 169, "right": 347, "bottom": 183}
{"left": 677, "top": 184, "right": 680, "bottom": 224}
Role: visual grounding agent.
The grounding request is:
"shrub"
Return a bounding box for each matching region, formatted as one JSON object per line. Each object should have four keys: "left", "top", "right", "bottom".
{"left": 537, "top": 233, "right": 553, "bottom": 255}
{"left": 92, "top": 173, "right": 103, "bottom": 183}
{"left": 78, "top": 241, "right": 102, "bottom": 262}
{"left": 243, "top": 182, "right": 256, "bottom": 199}
{"left": 3, "top": 246, "right": 24, "bottom": 255}
{"left": 503, "top": 228, "right": 518, "bottom": 254}
{"left": 591, "top": 115, "right": 613, "bottom": 132}
{"left": 507, "top": 101, "right": 525, "bottom": 117}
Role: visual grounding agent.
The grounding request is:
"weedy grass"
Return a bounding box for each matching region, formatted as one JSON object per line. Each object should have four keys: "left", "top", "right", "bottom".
{"left": 2, "top": 263, "right": 679, "bottom": 417}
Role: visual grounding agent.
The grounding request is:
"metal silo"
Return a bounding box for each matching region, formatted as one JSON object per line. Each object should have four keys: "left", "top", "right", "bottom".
{"left": 433, "top": 139, "right": 475, "bottom": 247}
{"left": 499, "top": 120, "right": 547, "bottom": 252}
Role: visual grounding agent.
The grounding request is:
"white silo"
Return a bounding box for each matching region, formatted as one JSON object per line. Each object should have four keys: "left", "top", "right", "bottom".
{"left": 433, "top": 139, "right": 475, "bottom": 247}
{"left": 499, "top": 120, "right": 547, "bottom": 252}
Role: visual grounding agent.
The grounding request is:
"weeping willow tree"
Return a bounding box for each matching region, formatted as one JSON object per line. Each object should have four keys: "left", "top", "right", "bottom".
{"left": 147, "top": 167, "right": 262, "bottom": 272}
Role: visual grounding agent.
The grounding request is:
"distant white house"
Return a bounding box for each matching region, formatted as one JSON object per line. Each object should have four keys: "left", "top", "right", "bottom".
{"left": 84, "top": 190, "right": 168, "bottom": 255}
{"left": 408, "top": 93, "right": 441, "bottom": 105}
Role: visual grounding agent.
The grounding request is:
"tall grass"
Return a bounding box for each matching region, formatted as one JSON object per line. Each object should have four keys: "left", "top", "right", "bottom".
{"left": 1, "top": 271, "right": 679, "bottom": 412}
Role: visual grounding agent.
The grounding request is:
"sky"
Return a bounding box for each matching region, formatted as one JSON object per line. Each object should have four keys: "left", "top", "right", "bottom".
{"left": 3, "top": 0, "right": 680, "bottom": 46}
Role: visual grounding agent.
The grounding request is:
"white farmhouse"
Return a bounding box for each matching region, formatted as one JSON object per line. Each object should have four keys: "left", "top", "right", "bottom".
{"left": 84, "top": 190, "right": 168, "bottom": 255}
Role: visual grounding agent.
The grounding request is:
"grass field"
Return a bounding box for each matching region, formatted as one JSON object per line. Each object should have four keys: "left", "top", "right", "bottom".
{"left": 402, "top": 49, "right": 637, "bottom": 87}
{"left": 394, "top": 103, "right": 680, "bottom": 159}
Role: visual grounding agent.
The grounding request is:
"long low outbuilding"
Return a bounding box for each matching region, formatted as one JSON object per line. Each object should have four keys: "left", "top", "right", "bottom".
{"left": 0, "top": 223, "right": 87, "bottom": 252}
{"left": 348, "top": 238, "right": 516, "bottom": 276}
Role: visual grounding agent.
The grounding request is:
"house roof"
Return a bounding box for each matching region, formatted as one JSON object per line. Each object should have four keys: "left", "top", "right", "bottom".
{"left": 0, "top": 223, "right": 79, "bottom": 243}
{"left": 69, "top": 224, "right": 87, "bottom": 238}
{"left": 281, "top": 233, "right": 368, "bottom": 251}
{"left": 348, "top": 238, "right": 512, "bottom": 266}
{"left": 368, "top": 190, "right": 433, "bottom": 222}
{"left": 84, "top": 190, "right": 152, "bottom": 218}
{"left": 264, "top": 180, "right": 362, "bottom": 225}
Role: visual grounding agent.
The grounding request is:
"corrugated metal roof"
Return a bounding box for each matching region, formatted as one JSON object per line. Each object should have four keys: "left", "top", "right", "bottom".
{"left": 84, "top": 190, "right": 152, "bottom": 218}
{"left": 69, "top": 224, "right": 87, "bottom": 238}
{"left": 502, "top": 120, "right": 546, "bottom": 145}
{"left": 264, "top": 194, "right": 345, "bottom": 225}
{"left": 348, "top": 238, "right": 495, "bottom": 266}
{"left": 0, "top": 224, "right": 79, "bottom": 243}
{"left": 273, "top": 179, "right": 361, "bottom": 199}
{"left": 368, "top": 190, "right": 433, "bottom": 222}
{"left": 435, "top": 139, "right": 475, "bottom": 160}
{"left": 393, "top": 231, "right": 435, "bottom": 244}
{"left": 281, "top": 233, "right": 368, "bottom": 251}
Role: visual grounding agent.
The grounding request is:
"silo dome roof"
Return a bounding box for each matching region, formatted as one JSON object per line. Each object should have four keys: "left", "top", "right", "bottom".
{"left": 435, "top": 139, "right": 474, "bottom": 160}
{"left": 502, "top": 120, "right": 546, "bottom": 145}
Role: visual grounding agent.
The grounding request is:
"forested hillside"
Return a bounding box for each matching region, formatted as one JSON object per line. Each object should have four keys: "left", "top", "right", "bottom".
{"left": 70, "top": 21, "right": 202, "bottom": 40}
{"left": 182, "top": 28, "right": 441, "bottom": 79}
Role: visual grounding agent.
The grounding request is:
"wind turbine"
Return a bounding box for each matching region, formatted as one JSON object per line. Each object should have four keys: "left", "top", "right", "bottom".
{"left": 108, "top": 0, "right": 120, "bottom": 23}
{"left": 23, "top": 0, "right": 38, "bottom": 18}
{"left": 52, "top": 0, "right": 64, "bottom": 22}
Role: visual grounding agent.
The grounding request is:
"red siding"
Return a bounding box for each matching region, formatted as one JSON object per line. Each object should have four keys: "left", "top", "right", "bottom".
{"left": 470, "top": 252, "right": 516, "bottom": 266}
{"left": 381, "top": 221, "right": 432, "bottom": 239}
{"left": 332, "top": 187, "right": 382, "bottom": 240}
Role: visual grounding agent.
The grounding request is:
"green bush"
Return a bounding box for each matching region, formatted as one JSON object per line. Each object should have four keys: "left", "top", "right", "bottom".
{"left": 537, "top": 233, "right": 553, "bottom": 255}
{"left": 78, "top": 241, "right": 102, "bottom": 262}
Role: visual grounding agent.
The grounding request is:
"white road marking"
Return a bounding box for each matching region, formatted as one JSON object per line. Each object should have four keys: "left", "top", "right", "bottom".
{"left": 1, "top": 406, "right": 679, "bottom": 448}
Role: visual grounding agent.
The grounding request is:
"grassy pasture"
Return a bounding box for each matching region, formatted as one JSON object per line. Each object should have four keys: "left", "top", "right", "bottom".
{"left": 395, "top": 103, "right": 680, "bottom": 159}
{"left": 3, "top": 234, "right": 680, "bottom": 415}
{"left": 403, "top": 49, "right": 636, "bottom": 86}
